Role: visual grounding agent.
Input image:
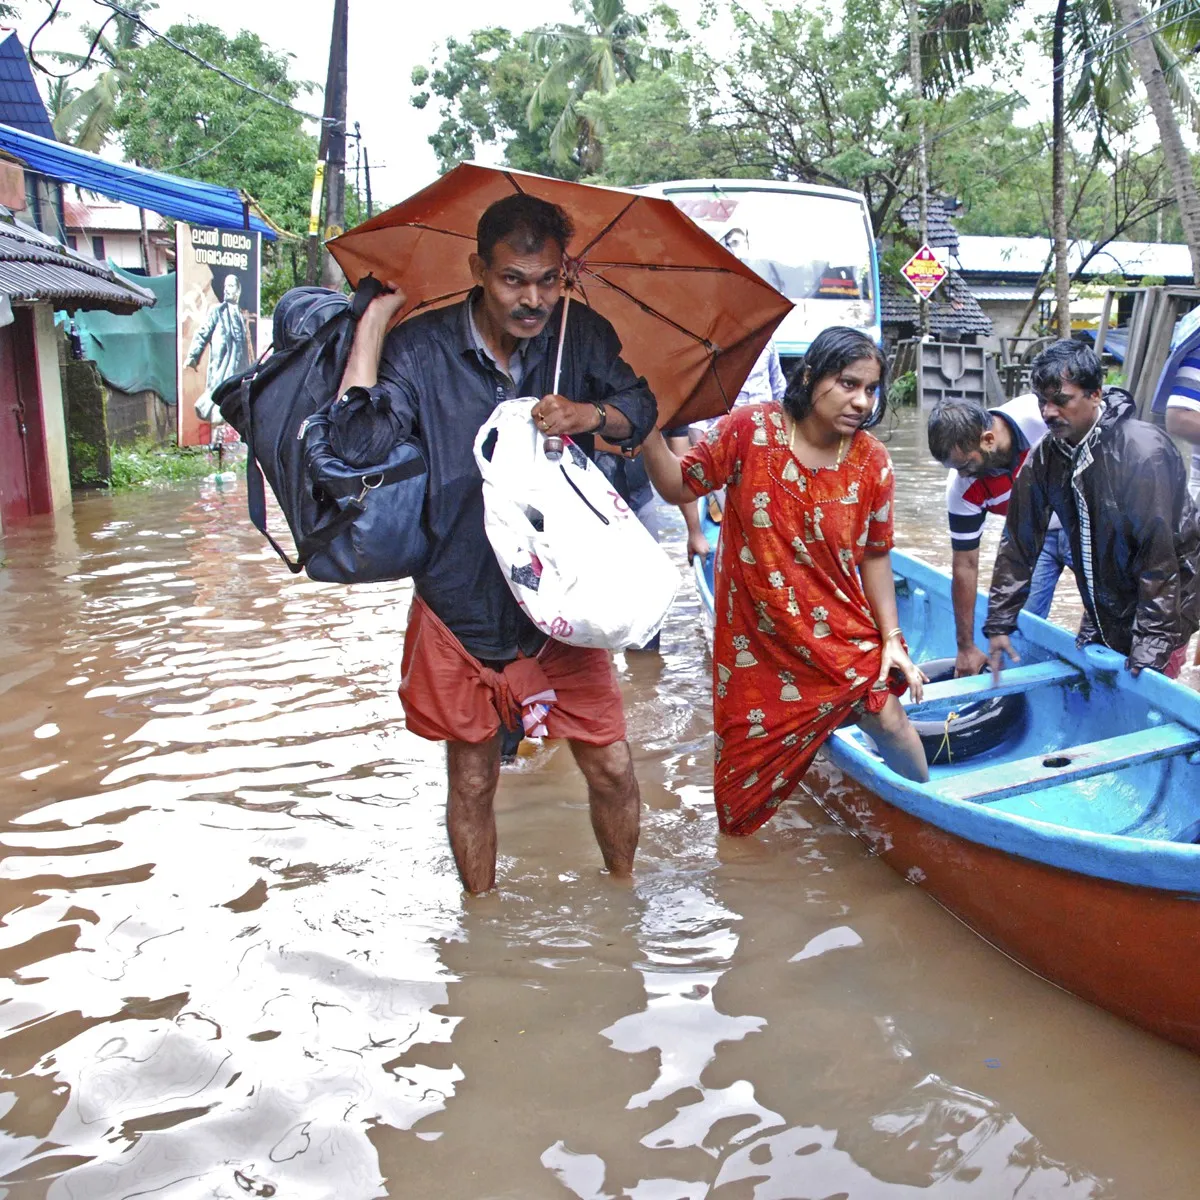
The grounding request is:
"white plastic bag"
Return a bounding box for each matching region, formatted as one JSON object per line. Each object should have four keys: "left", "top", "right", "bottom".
{"left": 474, "top": 398, "right": 679, "bottom": 650}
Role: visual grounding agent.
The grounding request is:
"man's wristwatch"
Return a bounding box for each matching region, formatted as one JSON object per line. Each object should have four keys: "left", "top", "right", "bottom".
{"left": 590, "top": 402, "right": 608, "bottom": 434}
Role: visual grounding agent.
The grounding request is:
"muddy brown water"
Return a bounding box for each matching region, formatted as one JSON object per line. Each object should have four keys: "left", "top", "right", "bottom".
{"left": 1, "top": 407, "right": 1199, "bottom": 1200}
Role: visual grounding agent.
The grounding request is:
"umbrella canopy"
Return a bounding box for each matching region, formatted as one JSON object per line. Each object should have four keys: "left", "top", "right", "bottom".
{"left": 327, "top": 164, "right": 794, "bottom": 428}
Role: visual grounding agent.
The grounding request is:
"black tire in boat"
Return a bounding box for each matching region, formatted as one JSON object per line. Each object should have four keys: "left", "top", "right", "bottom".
{"left": 913, "top": 657, "right": 1026, "bottom": 766}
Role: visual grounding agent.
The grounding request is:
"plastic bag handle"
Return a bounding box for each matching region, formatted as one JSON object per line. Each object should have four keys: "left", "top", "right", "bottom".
{"left": 473, "top": 398, "right": 538, "bottom": 485}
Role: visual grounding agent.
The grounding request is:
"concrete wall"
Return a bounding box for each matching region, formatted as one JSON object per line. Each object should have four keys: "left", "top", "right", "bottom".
{"left": 976, "top": 299, "right": 1032, "bottom": 354}
{"left": 30, "top": 304, "right": 72, "bottom": 511}
{"left": 107, "top": 386, "right": 174, "bottom": 446}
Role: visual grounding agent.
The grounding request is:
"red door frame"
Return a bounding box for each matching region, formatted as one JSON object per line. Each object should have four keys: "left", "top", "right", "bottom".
{"left": 0, "top": 308, "right": 52, "bottom": 524}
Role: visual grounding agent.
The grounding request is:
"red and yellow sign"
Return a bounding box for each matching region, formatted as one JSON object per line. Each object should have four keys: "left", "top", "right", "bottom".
{"left": 900, "top": 245, "right": 948, "bottom": 299}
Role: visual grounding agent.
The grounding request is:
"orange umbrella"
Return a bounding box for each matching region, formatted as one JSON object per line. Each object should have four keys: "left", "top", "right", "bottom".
{"left": 327, "top": 163, "right": 793, "bottom": 429}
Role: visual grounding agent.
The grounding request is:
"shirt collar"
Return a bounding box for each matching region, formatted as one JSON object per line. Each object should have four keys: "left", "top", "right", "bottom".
{"left": 458, "top": 288, "right": 558, "bottom": 382}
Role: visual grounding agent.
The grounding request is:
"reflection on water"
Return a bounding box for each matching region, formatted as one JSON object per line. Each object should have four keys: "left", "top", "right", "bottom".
{"left": 1, "top": 410, "right": 1198, "bottom": 1199}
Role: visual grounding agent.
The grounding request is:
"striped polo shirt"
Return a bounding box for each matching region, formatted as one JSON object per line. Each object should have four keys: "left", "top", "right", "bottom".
{"left": 1166, "top": 351, "right": 1200, "bottom": 489}
{"left": 945, "top": 392, "right": 1054, "bottom": 552}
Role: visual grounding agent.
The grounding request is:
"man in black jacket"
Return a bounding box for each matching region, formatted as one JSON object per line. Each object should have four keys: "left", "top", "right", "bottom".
{"left": 338, "top": 194, "right": 657, "bottom": 894}
{"left": 984, "top": 340, "right": 1200, "bottom": 680}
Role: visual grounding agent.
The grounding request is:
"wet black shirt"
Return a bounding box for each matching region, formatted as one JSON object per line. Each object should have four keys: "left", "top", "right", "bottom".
{"left": 376, "top": 292, "right": 657, "bottom": 659}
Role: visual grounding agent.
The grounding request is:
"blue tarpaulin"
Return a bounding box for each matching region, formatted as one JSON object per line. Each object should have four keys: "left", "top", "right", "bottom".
{"left": 0, "top": 123, "right": 277, "bottom": 239}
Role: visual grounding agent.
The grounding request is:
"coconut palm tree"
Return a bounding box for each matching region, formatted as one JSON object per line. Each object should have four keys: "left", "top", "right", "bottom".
{"left": 526, "top": 0, "right": 655, "bottom": 173}
{"left": 47, "top": 0, "right": 154, "bottom": 151}
{"left": 1105, "top": 0, "right": 1200, "bottom": 282}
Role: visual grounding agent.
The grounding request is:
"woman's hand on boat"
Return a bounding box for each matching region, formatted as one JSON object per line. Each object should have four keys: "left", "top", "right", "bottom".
{"left": 988, "top": 634, "right": 1021, "bottom": 685}
{"left": 878, "top": 636, "right": 927, "bottom": 704}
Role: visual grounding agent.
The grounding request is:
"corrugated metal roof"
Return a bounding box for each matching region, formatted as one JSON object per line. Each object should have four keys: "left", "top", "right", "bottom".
{"left": 881, "top": 272, "right": 993, "bottom": 336}
{"left": 0, "top": 122, "right": 277, "bottom": 238}
{"left": 0, "top": 219, "right": 155, "bottom": 313}
{"left": 970, "top": 285, "right": 1037, "bottom": 301}
{"left": 955, "top": 234, "right": 1194, "bottom": 280}
{"left": 0, "top": 33, "right": 56, "bottom": 141}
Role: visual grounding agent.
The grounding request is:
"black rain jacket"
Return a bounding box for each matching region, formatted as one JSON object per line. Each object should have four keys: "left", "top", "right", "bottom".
{"left": 374, "top": 292, "right": 657, "bottom": 660}
{"left": 982, "top": 391, "right": 1200, "bottom": 673}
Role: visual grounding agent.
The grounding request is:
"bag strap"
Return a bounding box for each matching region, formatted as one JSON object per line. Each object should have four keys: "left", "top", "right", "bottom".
{"left": 241, "top": 373, "right": 305, "bottom": 573}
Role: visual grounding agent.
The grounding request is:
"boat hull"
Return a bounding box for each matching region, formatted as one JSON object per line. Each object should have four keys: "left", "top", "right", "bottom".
{"left": 816, "top": 767, "right": 1200, "bottom": 1055}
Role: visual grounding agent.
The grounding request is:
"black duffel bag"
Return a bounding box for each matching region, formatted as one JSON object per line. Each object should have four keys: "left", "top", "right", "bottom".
{"left": 212, "top": 277, "right": 429, "bottom": 584}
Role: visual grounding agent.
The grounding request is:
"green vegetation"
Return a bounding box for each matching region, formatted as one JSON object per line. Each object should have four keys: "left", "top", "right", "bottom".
{"left": 111, "top": 23, "right": 317, "bottom": 310}
{"left": 890, "top": 372, "right": 919, "bottom": 408}
{"left": 108, "top": 440, "right": 235, "bottom": 492}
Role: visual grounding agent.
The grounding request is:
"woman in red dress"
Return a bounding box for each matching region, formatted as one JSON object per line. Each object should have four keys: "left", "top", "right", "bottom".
{"left": 643, "top": 327, "right": 928, "bottom": 835}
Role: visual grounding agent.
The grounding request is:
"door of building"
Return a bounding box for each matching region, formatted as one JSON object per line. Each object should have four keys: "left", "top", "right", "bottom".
{"left": 0, "top": 309, "right": 51, "bottom": 527}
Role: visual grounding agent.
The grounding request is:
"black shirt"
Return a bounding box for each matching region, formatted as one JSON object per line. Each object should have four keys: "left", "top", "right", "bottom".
{"left": 376, "top": 292, "right": 657, "bottom": 659}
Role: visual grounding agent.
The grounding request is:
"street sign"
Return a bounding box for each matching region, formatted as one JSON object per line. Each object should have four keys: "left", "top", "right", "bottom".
{"left": 900, "top": 244, "right": 948, "bottom": 300}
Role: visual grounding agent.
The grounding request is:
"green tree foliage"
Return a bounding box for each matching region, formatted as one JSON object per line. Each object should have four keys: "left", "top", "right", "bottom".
{"left": 112, "top": 22, "right": 317, "bottom": 307}
{"left": 411, "top": 28, "right": 578, "bottom": 179}
{"left": 579, "top": 66, "right": 755, "bottom": 186}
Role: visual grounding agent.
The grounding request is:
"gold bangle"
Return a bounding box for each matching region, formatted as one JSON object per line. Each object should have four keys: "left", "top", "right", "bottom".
{"left": 884, "top": 627, "right": 903, "bottom": 641}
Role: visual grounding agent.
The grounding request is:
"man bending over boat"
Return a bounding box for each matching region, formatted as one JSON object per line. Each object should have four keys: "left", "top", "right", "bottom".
{"left": 927, "top": 394, "right": 1068, "bottom": 677}
{"left": 984, "top": 340, "right": 1200, "bottom": 680}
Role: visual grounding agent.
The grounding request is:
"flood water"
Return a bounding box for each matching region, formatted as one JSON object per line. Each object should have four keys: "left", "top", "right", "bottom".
{"left": 2, "top": 406, "right": 1198, "bottom": 1199}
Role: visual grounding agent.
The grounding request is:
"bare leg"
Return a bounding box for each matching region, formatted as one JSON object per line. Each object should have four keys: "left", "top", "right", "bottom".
{"left": 568, "top": 739, "right": 640, "bottom": 877}
{"left": 446, "top": 734, "right": 503, "bottom": 894}
{"left": 857, "top": 695, "right": 929, "bottom": 783}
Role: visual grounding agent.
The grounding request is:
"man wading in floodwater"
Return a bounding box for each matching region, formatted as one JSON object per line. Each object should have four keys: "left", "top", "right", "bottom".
{"left": 338, "top": 195, "right": 657, "bottom": 893}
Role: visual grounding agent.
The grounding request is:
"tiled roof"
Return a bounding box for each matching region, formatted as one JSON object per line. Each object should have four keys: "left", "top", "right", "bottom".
{"left": 880, "top": 271, "right": 993, "bottom": 336}
{"left": 0, "top": 219, "right": 155, "bottom": 313}
{"left": 899, "top": 194, "right": 960, "bottom": 256}
{"left": 64, "top": 194, "right": 168, "bottom": 233}
{"left": 0, "top": 32, "right": 55, "bottom": 141}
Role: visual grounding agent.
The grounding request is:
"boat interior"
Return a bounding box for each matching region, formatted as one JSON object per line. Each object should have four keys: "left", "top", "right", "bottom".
{"left": 832, "top": 570, "right": 1200, "bottom": 845}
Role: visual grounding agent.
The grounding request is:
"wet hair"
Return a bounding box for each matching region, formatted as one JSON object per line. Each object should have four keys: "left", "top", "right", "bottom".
{"left": 783, "top": 326, "right": 888, "bottom": 430}
{"left": 927, "top": 398, "right": 991, "bottom": 461}
{"left": 477, "top": 194, "right": 574, "bottom": 264}
{"left": 1029, "top": 339, "right": 1104, "bottom": 399}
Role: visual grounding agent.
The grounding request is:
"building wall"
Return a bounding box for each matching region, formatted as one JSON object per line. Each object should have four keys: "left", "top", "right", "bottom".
{"left": 31, "top": 303, "right": 72, "bottom": 511}
{"left": 977, "top": 300, "right": 1032, "bottom": 355}
{"left": 65, "top": 229, "right": 172, "bottom": 275}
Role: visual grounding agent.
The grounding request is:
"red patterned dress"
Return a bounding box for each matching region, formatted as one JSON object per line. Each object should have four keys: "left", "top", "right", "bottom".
{"left": 681, "top": 402, "right": 901, "bottom": 836}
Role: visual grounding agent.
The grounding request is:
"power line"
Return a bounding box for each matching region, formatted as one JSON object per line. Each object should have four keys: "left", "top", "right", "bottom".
{"left": 27, "top": 0, "right": 119, "bottom": 80}
{"left": 90, "top": 0, "right": 332, "bottom": 125}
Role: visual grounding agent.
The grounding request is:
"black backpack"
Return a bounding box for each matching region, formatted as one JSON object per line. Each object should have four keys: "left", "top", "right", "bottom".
{"left": 212, "top": 278, "right": 429, "bottom": 584}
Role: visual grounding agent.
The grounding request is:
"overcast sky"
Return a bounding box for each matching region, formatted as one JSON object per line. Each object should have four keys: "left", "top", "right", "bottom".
{"left": 15, "top": 0, "right": 1062, "bottom": 216}
{"left": 15, "top": 0, "right": 658, "bottom": 206}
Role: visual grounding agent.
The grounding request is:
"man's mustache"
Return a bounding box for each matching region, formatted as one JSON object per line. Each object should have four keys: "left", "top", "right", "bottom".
{"left": 511, "top": 306, "right": 548, "bottom": 320}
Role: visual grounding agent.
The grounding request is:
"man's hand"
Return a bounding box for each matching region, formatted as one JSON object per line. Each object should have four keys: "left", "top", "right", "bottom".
{"left": 988, "top": 634, "right": 1020, "bottom": 685}
{"left": 954, "top": 644, "right": 988, "bottom": 677}
{"left": 361, "top": 284, "right": 407, "bottom": 329}
{"left": 687, "top": 528, "right": 711, "bottom": 564}
{"left": 531, "top": 394, "right": 604, "bottom": 437}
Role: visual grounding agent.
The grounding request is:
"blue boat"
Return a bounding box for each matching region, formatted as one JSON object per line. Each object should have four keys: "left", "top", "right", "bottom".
{"left": 693, "top": 510, "right": 1200, "bottom": 1054}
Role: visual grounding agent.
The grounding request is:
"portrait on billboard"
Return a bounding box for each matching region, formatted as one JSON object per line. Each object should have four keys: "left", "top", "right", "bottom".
{"left": 176, "top": 223, "right": 261, "bottom": 447}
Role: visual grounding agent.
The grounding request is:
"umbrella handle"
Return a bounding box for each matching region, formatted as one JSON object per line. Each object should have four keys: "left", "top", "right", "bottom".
{"left": 551, "top": 288, "right": 572, "bottom": 397}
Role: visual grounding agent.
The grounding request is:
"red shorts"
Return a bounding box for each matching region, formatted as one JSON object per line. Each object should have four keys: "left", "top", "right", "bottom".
{"left": 1165, "top": 642, "right": 1189, "bottom": 679}
{"left": 399, "top": 597, "right": 627, "bottom": 746}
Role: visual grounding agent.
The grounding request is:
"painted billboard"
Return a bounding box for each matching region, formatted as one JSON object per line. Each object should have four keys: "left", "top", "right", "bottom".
{"left": 176, "top": 223, "right": 260, "bottom": 447}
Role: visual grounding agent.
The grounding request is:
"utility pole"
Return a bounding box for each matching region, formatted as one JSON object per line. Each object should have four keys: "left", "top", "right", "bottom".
{"left": 363, "top": 144, "right": 373, "bottom": 219}
{"left": 313, "top": 0, "right": 348, "bottom": 289}
{"left": 908, "top": 0, "right": 930, "bottom": 338}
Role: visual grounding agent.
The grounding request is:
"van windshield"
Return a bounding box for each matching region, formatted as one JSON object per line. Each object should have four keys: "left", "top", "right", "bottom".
{"left": 666, "top": 189, "right": 874, "bottom": 305}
